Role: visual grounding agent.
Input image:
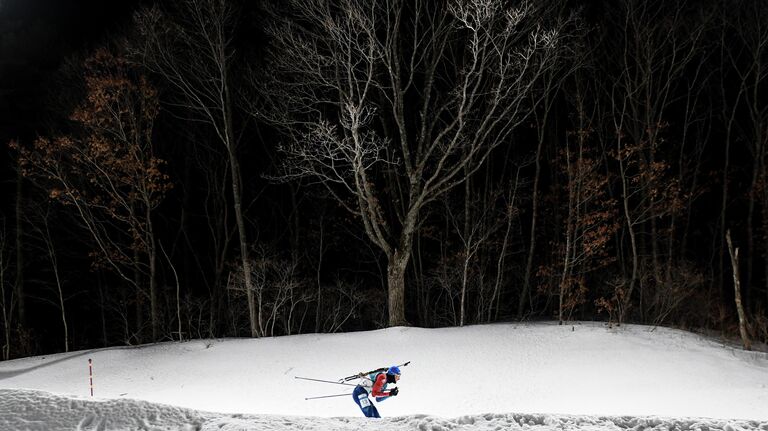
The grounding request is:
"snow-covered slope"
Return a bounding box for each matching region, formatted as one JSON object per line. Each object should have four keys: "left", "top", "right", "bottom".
{"left": 2, "top": 388, "right": 764, "bottom": 431}
{"left": 0, "top": 322, "right": 767, "bottom": 430}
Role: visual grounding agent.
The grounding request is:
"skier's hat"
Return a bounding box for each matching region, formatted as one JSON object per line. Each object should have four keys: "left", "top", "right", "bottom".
{"left": 387, "top": 366, "right": 401, "bottom": 376}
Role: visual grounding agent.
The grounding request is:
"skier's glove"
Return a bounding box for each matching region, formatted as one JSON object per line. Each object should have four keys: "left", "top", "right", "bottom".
{"left": 390, "top": 387, "right": 399, "bottom": 396}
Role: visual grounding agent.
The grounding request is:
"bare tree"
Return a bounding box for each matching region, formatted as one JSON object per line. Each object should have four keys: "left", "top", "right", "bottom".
{"left": 602, "top": 0, "right": 705, "bottom": 319}
{"left": 159, "top": 242, "right": 182, "bottom": 341}
{"left": 14, "top": 157, "right": 25, "bottom": 330}
{"left": 519, "top": 65, "right": 570, "bottom": 318}
{"left": 671, "top": 54, "right": 711, "bottom": 280}
{"left": 492, "top": 165, "right": 523, "bottom": 322}
{"left": 722, "top": 1, "right": 768, "bottom": 308}
{"left": 134, "top": 0, "right": 260, "bottom": 337}
{"left": 0, "top": 217, "right": 13, "bottom": 360}
{"left": 427, "top": 250, "right": 464, "bottom": 326}
{"left": 714, "top": 6, "right": 739, "bottom": 308}
{"left": 443, "top": 185, "right": 499, "bottom": 326}
{"left": 178, "top": 124, "right": 235, "bottom": 336}
{"left": 227, "top": 245, "right": 309, "bottom": 337}
{"left": 308, "top": 207, "right": 329, "bottom": 333}
{"left": 30, "top": 207, "right": 70, "bottom": 352}
{"left": 318, "top": 277, "right": 367, "bottom": 333}
{"left": 254, "top": 0, "right": 570, "bottom": 326}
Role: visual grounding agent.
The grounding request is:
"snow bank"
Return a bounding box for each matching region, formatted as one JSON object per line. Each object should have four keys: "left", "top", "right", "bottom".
{"left": 0, "top": 322, "right": 767, "bottom": 430}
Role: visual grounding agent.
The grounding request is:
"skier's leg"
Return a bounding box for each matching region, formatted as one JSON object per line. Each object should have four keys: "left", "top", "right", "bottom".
{"left": 352, "top": 386, "right": 376, "bottom": 418}
{"left": 359, "top": 396, "right": 377, "bottom": 417}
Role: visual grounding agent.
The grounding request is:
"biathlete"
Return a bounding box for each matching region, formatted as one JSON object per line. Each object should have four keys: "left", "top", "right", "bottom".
{"left": 351, "top": 365, "right": 401, "bottom": 418}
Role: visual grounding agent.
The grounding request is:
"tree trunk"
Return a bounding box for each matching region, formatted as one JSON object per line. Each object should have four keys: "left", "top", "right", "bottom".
{"left": 387, "top": 247, "right": 411, "bottom": 327}
{"left": 460, "top": 248, "right": 470, "bottom": 327}
{"left": 718, "top": 20, "right": 739, "bottom": 322}
{"left": 762, "top": 155, "right": 768, "bottom": 313}
{"left": 147, "top": 207, "right": 159, "bottom": 341}
{"left": 412, "top": 234, "right": 426, "bottom": 326}
{"left": 223, "top": 88, "right": 256, "bottom": 337}
{"left": 133, "top": 247, "right": 143, "bottom": 344}
{"left": 648, "top": 160, "right": 664, "bottom": 315}
{"left": 493, "top": 169, "right": 519, "bottom": 322}
{"left": 618, "top": 141, "right": 639, "bottom": 325}
{"left": 160, "top": 242, "right": 182, "bottom": 341}
{"left": 14, "top": 165, "right": 25, "bottom": 327}
{"left": 98, "top": 274, "right": 107, "bottom": 347}
{"left": 746, "top": 162, "right": 758, "bottom": 302}
{"left": 51, "top": 249, "right": 68, "bottom": 352}
{"left": 726, "top": 230, "right": 751, "bottom": 351}
{"left": 314, "top": 215, "right": 324, "bottom": 333}
{"left": 559, "top": 146, "right": 576, "bottom": 326}
{"left": 557, "top": 258, "right": 570, "bottom": 325}
{"left": 520, "top": 144, "right": 542, "bottom": 319}
{"left": 43, "top": 222, "right": 68, "bottom": 352}
{"left": 460, "top": 169, "right": 471, "bottom": 327}
{"left": 0, "top": 243, "right": 10, "bottom": 360}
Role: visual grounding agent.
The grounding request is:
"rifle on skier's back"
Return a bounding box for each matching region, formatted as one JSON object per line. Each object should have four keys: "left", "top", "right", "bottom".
{"left": 339, "top": 361, "right": 410, "bottom": 382}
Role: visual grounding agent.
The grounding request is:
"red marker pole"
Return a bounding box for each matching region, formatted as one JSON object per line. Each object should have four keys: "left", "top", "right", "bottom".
{"left": 88, "top": 358, "right": 94, "bottom": 397}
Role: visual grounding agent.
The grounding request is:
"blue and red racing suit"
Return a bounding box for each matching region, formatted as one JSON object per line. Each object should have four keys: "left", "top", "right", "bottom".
{"left": 352, "top": 372, "right": 396, "bottom": 418}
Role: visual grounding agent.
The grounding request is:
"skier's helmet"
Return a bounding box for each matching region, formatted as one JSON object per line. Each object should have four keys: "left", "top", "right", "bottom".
{"left": 387, "top": 366, "right": 401, "bottom": 376}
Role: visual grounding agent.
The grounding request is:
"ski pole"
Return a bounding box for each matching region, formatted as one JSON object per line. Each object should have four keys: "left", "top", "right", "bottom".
{"left": 295, "top": 376, "right": 358, "bottom": 387}
{"left": 305, "top": 392, "right": 352, "bottom": 401}
{"left": 340, "top": 360, "right": 411, "bottom": 382}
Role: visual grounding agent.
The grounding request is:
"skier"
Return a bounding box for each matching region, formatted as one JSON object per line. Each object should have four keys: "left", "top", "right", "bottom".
{"left": 351, "top": 365, "right": 401, "bottom": 418}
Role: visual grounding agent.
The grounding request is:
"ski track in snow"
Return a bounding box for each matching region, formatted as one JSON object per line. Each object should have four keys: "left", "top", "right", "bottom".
{"left": 0, "top": 389, "right": 766, "bottom": 431}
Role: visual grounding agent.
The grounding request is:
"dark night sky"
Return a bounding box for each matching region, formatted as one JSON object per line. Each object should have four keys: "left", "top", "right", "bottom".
{"left": 1, "top": 0, "right": 141, "bottom": 137}
{"left": 1, "top": 0, "right": 143, "bottom": 210}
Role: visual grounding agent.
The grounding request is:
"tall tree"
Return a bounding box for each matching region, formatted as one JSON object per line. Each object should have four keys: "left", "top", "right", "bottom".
{"left": 601, "top": 0, "right": 704, "bottom": 319}
{"left": 255, "top": 0, "right": 570, "bottom": 326}
{"left": 723, "top": 0, "right": 768, "bottom": 309}
{"left": 14, "top": 158, "right": 25, "bottom": 330}
{"left": 135, "top": 0, "right": 260, "bottom": 337}
{"left": 0, "top": 217, "right": 13, "bottom": 360}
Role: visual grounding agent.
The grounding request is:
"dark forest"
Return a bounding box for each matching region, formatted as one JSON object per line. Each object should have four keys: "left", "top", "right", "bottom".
{"left": 0, "top": 0, "right": 766, "bottom": 359}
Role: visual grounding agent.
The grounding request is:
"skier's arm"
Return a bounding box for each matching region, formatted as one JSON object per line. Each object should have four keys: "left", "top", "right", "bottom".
{"left": 370, "top": 373, "right": 395, "bottom": 397}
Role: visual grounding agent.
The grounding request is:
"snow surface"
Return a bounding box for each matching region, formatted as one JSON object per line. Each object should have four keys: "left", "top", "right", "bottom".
{"left": 0, "top": 322, "right": 767, "bottom": 430}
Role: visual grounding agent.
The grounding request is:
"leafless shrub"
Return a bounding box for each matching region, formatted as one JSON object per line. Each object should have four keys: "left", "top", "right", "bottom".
{"left": 317, "top": 277, "right": 368, "bottom": 333}
{"left": 645, "top": 260, "right": 704, "bottom": 327}
{"left": 595, "top": 276, "right": 630, "bottom": 327}
{"left": 227, "top": 245, "right": 310, "bottom": 337}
